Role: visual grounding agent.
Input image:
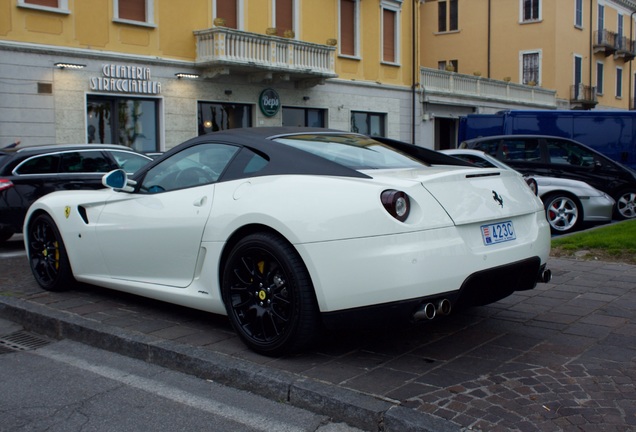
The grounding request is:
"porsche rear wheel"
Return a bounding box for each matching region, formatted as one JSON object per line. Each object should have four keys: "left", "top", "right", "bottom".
{"left": 544, "top": 193, "right": 581, "bottom": 234}
{"left": 615, "top": 189, "right": 636, "bottom": 220}
{"left": 222, "top": 232, "right": 319, "bottom": 356}
{"left": 27, "top": 213, "right": 75, "bottom": 291}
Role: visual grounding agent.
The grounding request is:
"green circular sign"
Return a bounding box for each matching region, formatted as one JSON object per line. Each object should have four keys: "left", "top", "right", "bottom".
{"left": 259, "top": 88, "right": 280, "bottom": 117}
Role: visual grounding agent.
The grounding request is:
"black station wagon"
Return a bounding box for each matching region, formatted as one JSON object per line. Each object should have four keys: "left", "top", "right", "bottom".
{"left": 460, "top": 135, "right": 636, "bottom": 220}
{"left": 0, "top": 144, "right": 152, "bottom": 242}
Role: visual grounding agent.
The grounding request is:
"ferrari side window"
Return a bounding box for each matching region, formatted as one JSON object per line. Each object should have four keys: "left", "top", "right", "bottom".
{"left": 140, "top": 143, "right": 239, "bottom": 193}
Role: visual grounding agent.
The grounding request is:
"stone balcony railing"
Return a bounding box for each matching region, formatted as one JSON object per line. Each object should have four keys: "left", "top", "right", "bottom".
{"left": 193, "top": 26, "right": 337, "bottom": 84}
{"left": 420, "top": 67, "right": 557, "bottom": 108}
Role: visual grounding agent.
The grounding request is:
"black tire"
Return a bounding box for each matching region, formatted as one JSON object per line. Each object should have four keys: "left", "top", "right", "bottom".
{"left": 221, "top": 232, "right": 320, "bottom": 356}
{"left": 543, "top": 193, "right": 582, "bottom": 234}
{"left": 26, "top": 213, "right": 75, "bottom": 291}
{"left": 0, "top": 227, "right": 14, "bottom": 243}
{"left": 614, "top": 189, "right": 636, "bottom": 220}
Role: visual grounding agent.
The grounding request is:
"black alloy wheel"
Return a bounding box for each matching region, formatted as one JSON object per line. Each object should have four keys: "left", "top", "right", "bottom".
{"left": 222, "top": 232, "right": 319, "bottom": 356}
{"left": 27, "top": 213, "right": 75, "bottom": 291}
{"left": 544, "top": 193, "right": 582, "bottom": 234}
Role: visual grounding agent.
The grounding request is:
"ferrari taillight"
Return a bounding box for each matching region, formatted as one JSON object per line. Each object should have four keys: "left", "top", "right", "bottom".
{"left": 0, "top": 178, "right": 13, "bottom": 192}
{"left": 381, "top": 189, "right": 410, "bottom": 222}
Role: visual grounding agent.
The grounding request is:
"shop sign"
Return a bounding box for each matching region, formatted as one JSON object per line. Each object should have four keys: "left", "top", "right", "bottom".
{"left": 259, "top": 88, "right": 280, "bottom": 117}
{"left": 89, "top": 64, "right": 161, "bottom": 95}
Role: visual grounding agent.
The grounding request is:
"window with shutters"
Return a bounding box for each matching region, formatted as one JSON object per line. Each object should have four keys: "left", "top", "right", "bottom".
{"left": 115, "top": 0, "right": 154, "bottom": 25}
{"left": 596, "top": 62, "right": 604, "bottom": 95}
{"left": 274, "top": 0, "right": 295, "bottom": 37}
{"left": 215, "top": 0, "right": 242, "bottom": 29}
{"left": 381, "top": 0, "right": 402, "bottom": 65}
{"left": 616, "top": 67, "right": 623, "bottom": 98}
{"left": 18, "top": 0, "right": 69, "bottom": 13}
{"left": 339, "top": 0, "right": 360, "bottom": 58}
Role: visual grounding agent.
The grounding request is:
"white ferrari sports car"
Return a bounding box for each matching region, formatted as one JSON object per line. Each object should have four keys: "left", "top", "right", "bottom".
{"left": 24, "top": 128, "right": 552, "bottom": 356}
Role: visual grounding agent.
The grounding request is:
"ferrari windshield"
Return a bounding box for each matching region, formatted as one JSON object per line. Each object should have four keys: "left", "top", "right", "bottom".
{"left": 274, "top": 134, "right": 426, "bottom": 170}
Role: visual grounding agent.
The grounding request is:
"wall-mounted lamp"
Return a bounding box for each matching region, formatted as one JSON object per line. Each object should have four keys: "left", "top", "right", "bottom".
{"left": 302, "top": 96, "right": 310, "bottom": 101}
{"left": 203, "top": 120, "right": 213, "bottom": 128}
{"left": 175, "top": 73, "right": 200, "bottom": 79}
{"left": 224, "top": 89, "right": 233, "bottom": 95}
{"left": 55, "top": 62, "right": 86, "bottom": 69}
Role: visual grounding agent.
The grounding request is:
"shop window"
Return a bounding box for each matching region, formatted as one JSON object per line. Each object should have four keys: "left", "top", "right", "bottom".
{"left": 86, "top": 96, "right": 159, "bottom": 153}
{"left": 350, "top": 112, "right": 386, "bottom": 137}
{"left": 198, "top": 102, "right": 252, "bottom": 134}
{"left": 282, "top": 107, "right": 326, "bottom": 127}
{"left": 275, "top": 0, "right": 294, "bottom": 37}
{"left": 116, "top": 0, "right": 153, "bottom": 24}
{"left": 339, "top": 0, "right": 360, "bottom": 57}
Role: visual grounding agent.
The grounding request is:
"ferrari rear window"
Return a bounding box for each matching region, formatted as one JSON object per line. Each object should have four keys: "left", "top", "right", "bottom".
{"left": 274, "top": 134, "right": 426, "bottom": 170}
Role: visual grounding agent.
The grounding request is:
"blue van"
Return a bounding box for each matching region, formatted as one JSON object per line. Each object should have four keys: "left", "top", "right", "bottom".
{"left": 458, "top": 110, "right": 636, "bottom": 169}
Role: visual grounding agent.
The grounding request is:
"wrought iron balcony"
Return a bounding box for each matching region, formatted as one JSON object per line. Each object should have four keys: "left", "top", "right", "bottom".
{"left": 570, "top": 84, "right": 597, "bottom": 110}
{"left": 193, "top": 27, "right": 337, "bottom": 87}
{"left": 614, "top": 35, "right": 636, "bottom": 61}
{"left": 594, "top": 29, "right": 617, "bottom": 56}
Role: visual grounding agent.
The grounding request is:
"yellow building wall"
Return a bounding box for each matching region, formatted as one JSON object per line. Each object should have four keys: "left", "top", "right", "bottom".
{"left": 420, "top": 0, "right": 634, "bottom": 109}
{"left": 0, "top": 0, "right": 414, "bottom": 89}
{"left": 335, "top": 0, "right": 415, "bottom": 87}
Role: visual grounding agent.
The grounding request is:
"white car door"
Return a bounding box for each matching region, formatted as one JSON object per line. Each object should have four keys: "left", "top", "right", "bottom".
{"left": 95, "top": 184, "right": 214, "bottom": 287}
{"left": 94, "top": 142, "right": 239, "bottom": 288}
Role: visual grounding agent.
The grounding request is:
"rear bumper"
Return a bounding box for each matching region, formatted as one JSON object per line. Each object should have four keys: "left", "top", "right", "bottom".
{"left": 321, "top": 257, "right": 548, "bottom": 329}
{"left": 298, "top": 211, "right": 551, "bottom": 313}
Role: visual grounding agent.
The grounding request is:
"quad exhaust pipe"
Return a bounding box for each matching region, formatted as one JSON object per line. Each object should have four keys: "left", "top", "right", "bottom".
{"left": 413, "top": 299, "right": 452, "bottom": 322}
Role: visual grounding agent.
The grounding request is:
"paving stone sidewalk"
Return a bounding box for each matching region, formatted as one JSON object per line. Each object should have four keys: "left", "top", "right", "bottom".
{"left": 1, "top": 250, "right": 635, "bottom": 431}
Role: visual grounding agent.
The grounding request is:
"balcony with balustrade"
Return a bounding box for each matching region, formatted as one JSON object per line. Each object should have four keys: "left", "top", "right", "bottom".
{"left": 420, "top": 67, "right": 557, "bottom": 108}
{"left": 193, "top": 26, "right": 337, "bottom": 87}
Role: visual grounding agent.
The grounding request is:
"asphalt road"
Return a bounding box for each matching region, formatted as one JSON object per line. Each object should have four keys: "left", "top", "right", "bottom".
{"left": 0, "top": 322, "right": 362, "bottom": 432}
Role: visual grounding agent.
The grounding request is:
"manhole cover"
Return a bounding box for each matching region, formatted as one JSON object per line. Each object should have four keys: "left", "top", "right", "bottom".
{"left": 0, "top": 331, "right": 51, "bottom": 353}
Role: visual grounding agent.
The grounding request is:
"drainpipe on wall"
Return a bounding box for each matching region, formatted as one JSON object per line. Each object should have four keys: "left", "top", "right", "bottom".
{"left": 590, "top": 0, "right": 594, "bottom": 105}
{"left": 488, "top": 0, "right": 491, "bottom": 78}
{"left": 412, "top": 0, "right": 417, "bottom": 144}
{"left": 630, "top": 10, "right": 635, "bottom": 110}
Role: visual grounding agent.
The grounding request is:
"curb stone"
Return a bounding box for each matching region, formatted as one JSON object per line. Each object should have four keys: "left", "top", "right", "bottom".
{"left": 0, "top": 295, "right": 461, "bottom": 432}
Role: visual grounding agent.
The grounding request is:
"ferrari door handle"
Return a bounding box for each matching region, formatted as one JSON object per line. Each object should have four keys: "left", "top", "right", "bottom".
{"left": 193, "top": 196, "right": 207, "bottom": 207}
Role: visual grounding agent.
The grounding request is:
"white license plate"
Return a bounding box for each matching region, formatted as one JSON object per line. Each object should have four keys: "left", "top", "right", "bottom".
{"left": 481, "top": 220, "right": 516, "bottom": 245}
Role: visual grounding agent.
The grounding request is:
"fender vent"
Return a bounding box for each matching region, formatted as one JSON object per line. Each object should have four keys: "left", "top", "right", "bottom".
{"left": 0, "top": 331, "right": 51, "bottom": 354}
